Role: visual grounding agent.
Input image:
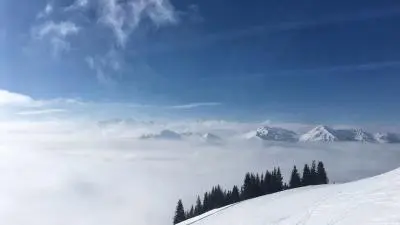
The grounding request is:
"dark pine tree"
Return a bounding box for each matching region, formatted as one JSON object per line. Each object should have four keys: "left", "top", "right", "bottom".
{"left": 302, "top": 164, "right": 312, "bottom": 186}
{"left": 189, "top": 206, "right": 194, "bottom": 218}
{"left": 289, "top": 166, "right": 302, "bottom": 189}
{"left": 202, "top": 192, "right": 210, "bottom": 212}
{"left": 254, "top": 173, "right": 263, "bottom": 197}
{"left": 173, "top": 199, "right": 186, "bottom": 224}
{"left": 317, "top": 161, "right": 329, "bottom": 184}
{"left": 310, "top": 160, "right": 317, "bottom": 185}
{"left": 262, "top": 171, "right": 272, "bottom": 194}
{"left": 231, "top": 185, "right": 240, "bottom": 203}
{"left": 240, "top": 173, "right": 253, "bottom": 200}
{"left": 274, "top": 167, "right": 283, "bottom": 192}
{"left": 194, "top": 196, "right": 202, "bottom": 216}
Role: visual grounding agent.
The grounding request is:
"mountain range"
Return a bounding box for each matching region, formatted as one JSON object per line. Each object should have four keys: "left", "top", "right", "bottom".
{"left": 249, "top": 125, "right": 400, "bottom": 143}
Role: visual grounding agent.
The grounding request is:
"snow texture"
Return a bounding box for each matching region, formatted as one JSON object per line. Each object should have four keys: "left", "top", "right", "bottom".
{"left": 178, "top": 167, "right": 400, "bottom": 225}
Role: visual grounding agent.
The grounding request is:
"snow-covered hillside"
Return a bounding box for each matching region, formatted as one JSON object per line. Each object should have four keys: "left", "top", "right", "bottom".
{"left": 178, "top": 167, "right": 400, "bottom": 225}
{"left": 255, "top": 126, "right": 297, "bottom": 142}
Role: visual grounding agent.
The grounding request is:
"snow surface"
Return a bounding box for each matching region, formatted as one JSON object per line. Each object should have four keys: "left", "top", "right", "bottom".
{"left": 178, "top": 167, "right": 400, "bottom": 225}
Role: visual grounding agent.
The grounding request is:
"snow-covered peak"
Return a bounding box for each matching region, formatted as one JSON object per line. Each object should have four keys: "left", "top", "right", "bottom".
{"left": 139, "top": 129, "right": 181, "bottom": 140}
{"left": 351, "top": 128, "right": 376, "bottom": 142}
{"left": 299, "top": 125, "right": 338, "bottom": 142}
{"left": 255, "top": 126, "right": 297, "bottom": 142}
{"left": 202, "top": 133, "right": 221, "bottom": 141}
{"left": 300, "top": 126, "right": 377, "bottom": 143}
{"left": 374, "top": 132, "right": 400, "bottom": 143}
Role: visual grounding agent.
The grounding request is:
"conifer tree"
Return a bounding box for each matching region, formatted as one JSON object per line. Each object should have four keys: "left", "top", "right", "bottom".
{"left": 189, "top": 206, "right": 194, "bottom": 218}
{"left": 194, "top": 196, "right": 202, "bottom": 215}
{"left": 310, "top": 160, "right": 317, "bottom": 185}
{"left": 241, "top": 173, "right": 253, "bottom": 200}
{"left": 302, "top": 164, "right": 312, "bottom": 186}
{"left": 317, "top": 161, "right": 329, "bottom": 184}
{"left": 262, "top": 171, "right": 272, "bottom": 194}
{"left": 173, "top": 199, "right": 186, "bottom": 224}
{"left": 202, "top": 192, "right": 210, "bottom": 212}
{"left": 231, "top": 185, "right": 240, "bottom": 203}
{"left": 289, "top": 166, "right": 301, "bottom": 188}
{"left": 275, "top": 167, "right": 283, "bottom": 192}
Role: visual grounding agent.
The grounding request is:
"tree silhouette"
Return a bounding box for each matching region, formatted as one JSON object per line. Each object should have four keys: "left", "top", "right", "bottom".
{"left": 302, "top": 164, "right": 312, "bottom": 186}
{"left": 194, "top": 196, "right": 202, "bottom": 215}
{"left": 310, "top": 160, "right": 317, "bottom": 185}
{"left": 173, "top": 199, "right": 186, "bottom": 224}
{"left": 317, "top": 161, "right": 329, "bottom": 184}
{"left": 174, "top": 161, "right": 330, "bottom": 220}
{"left": 289, "top": 166, "right": 302, "bottom": 188}
{"left": 231, "top": 185, "right": 240, "bottom": 203}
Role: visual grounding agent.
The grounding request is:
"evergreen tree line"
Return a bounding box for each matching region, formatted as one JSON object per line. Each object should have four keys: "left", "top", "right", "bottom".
{"left": 173, "top": 160, "right": 328, "bottom": 224}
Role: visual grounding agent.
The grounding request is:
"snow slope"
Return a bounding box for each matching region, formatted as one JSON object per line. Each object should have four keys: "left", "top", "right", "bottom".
{"left": 178, "top": 167, "right": 400, "bottom": 225}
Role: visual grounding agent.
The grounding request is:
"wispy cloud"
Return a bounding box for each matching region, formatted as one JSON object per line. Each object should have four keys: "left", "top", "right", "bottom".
{"left": 37, "top": 3, "right": 54, "bottom": 19}
{"left": 169, "top": 102, "right": 222, "bottom": 109}
{"left": 99, "top": 0, "right": 178, "bottom": 47}
{"left": 32, "top": 21, "right": 80, "bottom": 55}
{"left": 85, "top": 49, "right": 122, "bottom": 84}
{"left": 17, "top": 109, "right": 67, "bottom": 116}
{"left": 65, "top": 0, "right": 90, "bottom": 11}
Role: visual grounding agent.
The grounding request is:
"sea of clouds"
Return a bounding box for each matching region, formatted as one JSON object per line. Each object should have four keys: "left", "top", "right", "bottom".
{"left": 0, "top": 119, "right": 399, "bottom": 225}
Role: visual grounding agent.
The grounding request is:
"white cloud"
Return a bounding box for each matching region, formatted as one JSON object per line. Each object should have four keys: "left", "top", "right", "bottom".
{"left": 32, "top": 21, "right": 80, "bottom": 55}
{"left": 17, "top": 109, "right": 67, "bottom": 116}
{"left": 0, "top": 119, "right": 399, "bottom": 225}
{"left": 99, "top": 0, "right": 178, "bottom": 47}
{"left": 37, "top": 3, "right": 54, "bottom": 19}
{"left": 169, "top": 102, "right": 222, "bottom": 109}
{"left": 0, "top": 89, "right": 83, "bottom": 118}
{"left": 0, "top": 89, "right": 34, "bottom": 106}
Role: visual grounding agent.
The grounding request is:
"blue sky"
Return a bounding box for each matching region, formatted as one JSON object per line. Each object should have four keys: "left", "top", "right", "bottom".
{"left": 1, "top": 0, "right": 400, "bottom": 123}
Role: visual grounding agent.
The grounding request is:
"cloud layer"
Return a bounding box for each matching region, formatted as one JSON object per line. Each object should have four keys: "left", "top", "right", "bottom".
{"left": 0, "top": 117, "right": 400, "bottom": 225}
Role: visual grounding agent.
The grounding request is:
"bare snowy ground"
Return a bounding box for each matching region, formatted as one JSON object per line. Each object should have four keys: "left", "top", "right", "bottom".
{"left": 179, "top": 167, "right": 400, "bottom": 225}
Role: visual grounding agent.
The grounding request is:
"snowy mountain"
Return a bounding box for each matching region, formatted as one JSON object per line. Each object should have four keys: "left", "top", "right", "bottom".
{"left": 139, "top": 129, "right": 182, "bottom": 140}
{"left": 300, "top": 125, "right": 376, "bottom": 142}
{"left": 255, "top": 126, "right": 297, "bottom": 142}
{"left": 351, "top": 128, "right": 376, "bottom": 142}
{"left": 202, "top": 133, "right": 221, "bottom": 142}
{"left": 299, "top": 125, "right": 338, "bottom": 142}
{"left": 374, "top": 132, "right": 400, "bottom": 143}
{"left": 178, "top": 167, "right": 400, "bottom": 225}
